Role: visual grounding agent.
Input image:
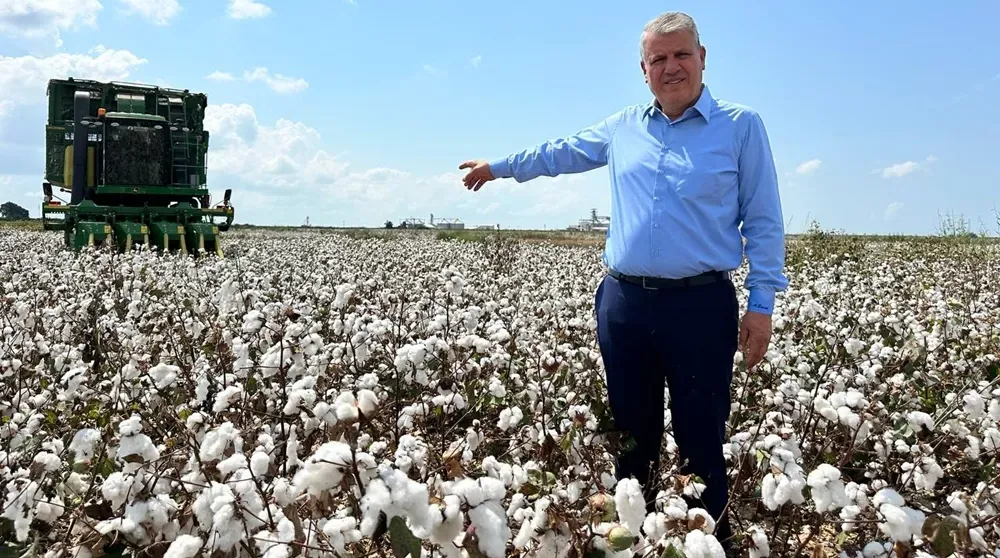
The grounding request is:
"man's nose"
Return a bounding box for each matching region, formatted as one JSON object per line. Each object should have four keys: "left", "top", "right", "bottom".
{"left": 663, "top": 57, "right": 681, "bottom": 73}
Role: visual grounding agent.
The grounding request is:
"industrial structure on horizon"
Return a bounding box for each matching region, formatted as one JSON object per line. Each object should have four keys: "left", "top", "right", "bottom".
{"left": 399, "top": 213, "right": 467, "bottom": 230}
{"left": 567, "top": 208, "right": 610, "bottom": 232}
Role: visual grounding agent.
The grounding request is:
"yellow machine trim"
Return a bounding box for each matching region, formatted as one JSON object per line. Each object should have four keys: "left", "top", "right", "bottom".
{"left": 63, "top": 145, "right": 96, "bottom": 187}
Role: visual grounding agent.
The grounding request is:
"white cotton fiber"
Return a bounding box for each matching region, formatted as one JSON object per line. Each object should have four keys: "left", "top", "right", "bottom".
{"left": 614, "top": 478, "right": 645, "bottom": 534}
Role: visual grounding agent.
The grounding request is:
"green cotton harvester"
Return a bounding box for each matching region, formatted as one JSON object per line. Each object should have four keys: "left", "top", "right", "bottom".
{"left": 40, "top": 77, "right": 234, "bottom": 255}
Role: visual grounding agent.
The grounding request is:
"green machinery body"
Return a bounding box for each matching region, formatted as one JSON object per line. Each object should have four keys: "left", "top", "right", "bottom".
{"left": 40, "top": 77, "right": 234, "bottom": 255}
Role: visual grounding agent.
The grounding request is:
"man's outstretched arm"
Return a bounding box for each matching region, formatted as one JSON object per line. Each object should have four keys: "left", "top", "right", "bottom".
{"left": 736, "top": 110, "right": 789, "bottom": 368}
{"left": 461, "top": 113, "right": 621, "bottom": 191}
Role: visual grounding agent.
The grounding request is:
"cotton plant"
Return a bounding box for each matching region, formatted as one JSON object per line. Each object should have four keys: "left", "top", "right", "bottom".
{"left": 2, "top": 230, "right": 1000, "bottom": 556}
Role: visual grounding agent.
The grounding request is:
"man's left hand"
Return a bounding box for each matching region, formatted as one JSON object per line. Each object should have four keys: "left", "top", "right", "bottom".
{"left": 739, "top": 311, "right": 771, "bottom": 369}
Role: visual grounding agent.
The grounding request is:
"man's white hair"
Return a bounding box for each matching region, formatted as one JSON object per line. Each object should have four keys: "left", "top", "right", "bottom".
{"left": 640, "top": 11, "right": 700, "bottom": 60}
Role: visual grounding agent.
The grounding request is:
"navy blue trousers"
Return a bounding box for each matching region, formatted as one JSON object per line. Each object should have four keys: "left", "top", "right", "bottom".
{"left": 595, "top": 272, "right": 738, "bottom": 545}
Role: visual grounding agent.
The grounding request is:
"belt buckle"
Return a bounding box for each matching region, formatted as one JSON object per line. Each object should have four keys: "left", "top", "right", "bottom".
{"left": 641, "top": 276, "right": 655, "bottom": 290}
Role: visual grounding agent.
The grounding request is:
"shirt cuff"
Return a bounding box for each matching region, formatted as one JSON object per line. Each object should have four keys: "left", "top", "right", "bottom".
{"left": 489, "top": 157, "right": 512, "bottom": 179}
{"left": 748, "top": 288, "right": 775, "bottom": 315}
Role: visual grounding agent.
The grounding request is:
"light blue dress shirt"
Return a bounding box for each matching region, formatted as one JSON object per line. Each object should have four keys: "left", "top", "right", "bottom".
{"left": 489, "top": 85, "right": 788, "bottom": 315}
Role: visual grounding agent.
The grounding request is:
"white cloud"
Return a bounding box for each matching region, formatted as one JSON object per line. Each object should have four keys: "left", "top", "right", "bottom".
{"left": 0, "top": 0, "right": 103, "bottom": 46}
{"left": 512, "top": 179, "right": 581, "bottom": 217}
{"left": 206, "top": 71, "right": 236, "bottom": 81}
{"left": 471, "top": 55, "right": 482, "bottom": 68}
{"left": 884, "top": 201, "right": 903, "bottom": 221}
{"left": 243, "top": 67, "right": 308, "bottom": 94}
{"left": 881, "top": 161, "right": 917, "bottom": 178}
{"left": 117, "top": 0, "right": 180, "bottom": 25}
{"left": 201, "top": 102, "right": 598, "bottom": 226}
{"left": 227, "top": 0, "right": 271, "bottom": 19}
{"left": 207, "top": 67, "right": 308, "bottom": 94}
{"left": 0, "top": 46, "right": 147, "bottom": 106}
{"left": 204, "top": 103, "right": 348, "bottom": 190}
{"left": 878, "top": 155, "right": 937, "bottom": 179}
{"left": 795, "top": 158, "right": 821, "bottom": 175}
{"left": 422, "top": 64, "right": 445, "bottom": 77}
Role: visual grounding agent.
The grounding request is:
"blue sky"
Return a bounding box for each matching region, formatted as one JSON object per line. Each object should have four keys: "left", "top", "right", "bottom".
{"left": 1, "top": 0, "right": 998, "bottom": 234}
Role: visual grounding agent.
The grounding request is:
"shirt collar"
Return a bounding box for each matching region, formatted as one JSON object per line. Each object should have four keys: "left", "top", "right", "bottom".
{"left": 644, "top": 84, "right": 714, "bottom": 123}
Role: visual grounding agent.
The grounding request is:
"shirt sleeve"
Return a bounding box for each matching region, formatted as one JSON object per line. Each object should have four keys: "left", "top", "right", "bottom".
{"left": 737, "top": 110, "right": 789, "bottom": 315}
{"left": 489, "top": 112, "right": 621, "bottom": 182}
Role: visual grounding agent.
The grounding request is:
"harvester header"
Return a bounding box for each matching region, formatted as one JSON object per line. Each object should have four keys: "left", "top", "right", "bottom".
{"left": 40, "top": 77, "right": 234, "bottom": 255}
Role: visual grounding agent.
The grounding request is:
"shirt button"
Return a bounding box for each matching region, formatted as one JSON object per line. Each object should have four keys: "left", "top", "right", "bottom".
{"left": 654, "top": 223, "right": 660, "bottom": 228}
{"left": 653, "top": 196, "right": 660, "bottom": 201}
{"left": 658, "top": 170, "right": 664, "bottom": 175}
{"left": 653, "top": 251, "right": 660, "bottom": 256}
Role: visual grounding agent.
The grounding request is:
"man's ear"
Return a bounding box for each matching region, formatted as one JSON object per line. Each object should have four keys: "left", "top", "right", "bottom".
{"left": 641, "top": 60, "right": 648, "bottom": 82}
{"left": 700, "top": 45, "right": 707, "bottom": 69}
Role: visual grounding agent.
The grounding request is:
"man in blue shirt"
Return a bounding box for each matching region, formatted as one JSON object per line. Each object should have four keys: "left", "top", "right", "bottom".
{"left": 460, "top": 11, "right": 787, "bottom": 553}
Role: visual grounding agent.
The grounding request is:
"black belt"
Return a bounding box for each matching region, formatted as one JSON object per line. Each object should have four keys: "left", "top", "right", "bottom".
{"left": 608, "top": 268, "right": 729, "bottom": 289}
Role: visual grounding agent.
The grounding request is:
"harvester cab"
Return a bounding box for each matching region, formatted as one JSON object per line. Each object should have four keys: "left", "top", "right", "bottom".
{"left": 40, "top": 77, "right": 234, "bottom": 255}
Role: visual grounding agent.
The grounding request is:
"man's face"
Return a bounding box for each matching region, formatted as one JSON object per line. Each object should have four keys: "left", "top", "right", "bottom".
{"left": 641, "top": 29, "right": 706, "bottom": 118}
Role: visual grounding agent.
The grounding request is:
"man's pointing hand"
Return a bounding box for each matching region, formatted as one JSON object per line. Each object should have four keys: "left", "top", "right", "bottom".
{"left": 459, "top": 160, "right": 495, "bottom": 191}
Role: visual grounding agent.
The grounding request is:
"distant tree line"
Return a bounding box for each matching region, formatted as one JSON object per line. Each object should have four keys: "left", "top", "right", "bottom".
{"left": 1, "top": 202, "right": 29, "bottom": 220}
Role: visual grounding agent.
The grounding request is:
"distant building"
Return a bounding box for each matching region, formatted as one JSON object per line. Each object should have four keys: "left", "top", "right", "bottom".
{"left": 400, "top": 217, "right": 431, "bottom": 229}
{"left": 434, "top": 218, "right": 465, "bottom": 230}
{"left": 568, "top": 208, "right": 610, "bottom": 232}
{"left": 398, "top": 213, "right": 465, "bottom": 229}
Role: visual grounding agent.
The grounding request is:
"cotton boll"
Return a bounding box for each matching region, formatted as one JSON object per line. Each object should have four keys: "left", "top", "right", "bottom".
{"left": 33, "top": 451, "right": 62, "bottom": 472}
{"left": 357, "top": 389, "right": 379, "bottom": 415}
{"left": 748, "top": 525, "right": 770, "bottom": 558}
{"left": 291, "top": 441, "right": 354, "bottom": 497}
{"left": 906, "top": 411, "right": 934, "bottom": 434}
{"left": 614, "top": 478, "right": 645, "bottom": 534}
{"left": 947, "top": 491, "right": 969, "bottom": 515}
{"left": 687, "top": 508, "right": 715, "bottom": 534}
{"left": 1, "top": 479, "right": 41, "bottom": 541}
{"left": 807, "top": 464, "right": 849, "bottom": 512}
{"left": 251, "top": 449, "right": 271, "bottom": 477}
{"left": 118, "top": 414, "right": 143, "bottom": 436}
{"left": 148, "top": 362, "right": 180, "bottom": 390}
{"left": 468, "top": 499, "right": 511, "bottom": 558}
{"left": 964, "top": 392, "right": 986, "bottom": 420}
{"left": 984, "top": 428, "right": 1000, "bottom": 451}
{"left": 498, "top": 406, "right": 523, "bottom": 430}
{"left": 910, "top": 456, "right": 944, "bottom": 492}
{"left": 682, "top": 529, "right": 726, "bottom": 558}
{"left": 862, "top": 541, "right": 890, "bottom": 557}
{"left": 642, "top": 512, "right": 668, "bottom": 543}
{"left": 877, "top": 502, "right": 925, "bottom": 542}
{"left": 34, "top": 494, "right": 65, "bottom": 524}
{"left": 164, "top": 535, "right": 203, "bottom": 558}
{"left": 840, "top": 505, "right": 861, "bottom": 532}
{"left": 479, "top": 476, "right": 506, "bottom": 502}
{"left": 217, "top": 453, "right": 248, "bottom": 477}
{"left": 334, "top": 392, "right": 360, "bottom": 422}
{"left": 199, "top": 421, "right": 240, "bottom": 462}
{"left": 872, "top": 487, "right": 904, "bottom": 508}
{"left": 69, "top": 428, "right": 101, "bottom": 462}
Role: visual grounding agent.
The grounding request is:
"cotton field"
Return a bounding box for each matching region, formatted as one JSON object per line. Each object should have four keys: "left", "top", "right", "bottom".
{"left": 2, "top": 227, "right": 999, "bottom": 558}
